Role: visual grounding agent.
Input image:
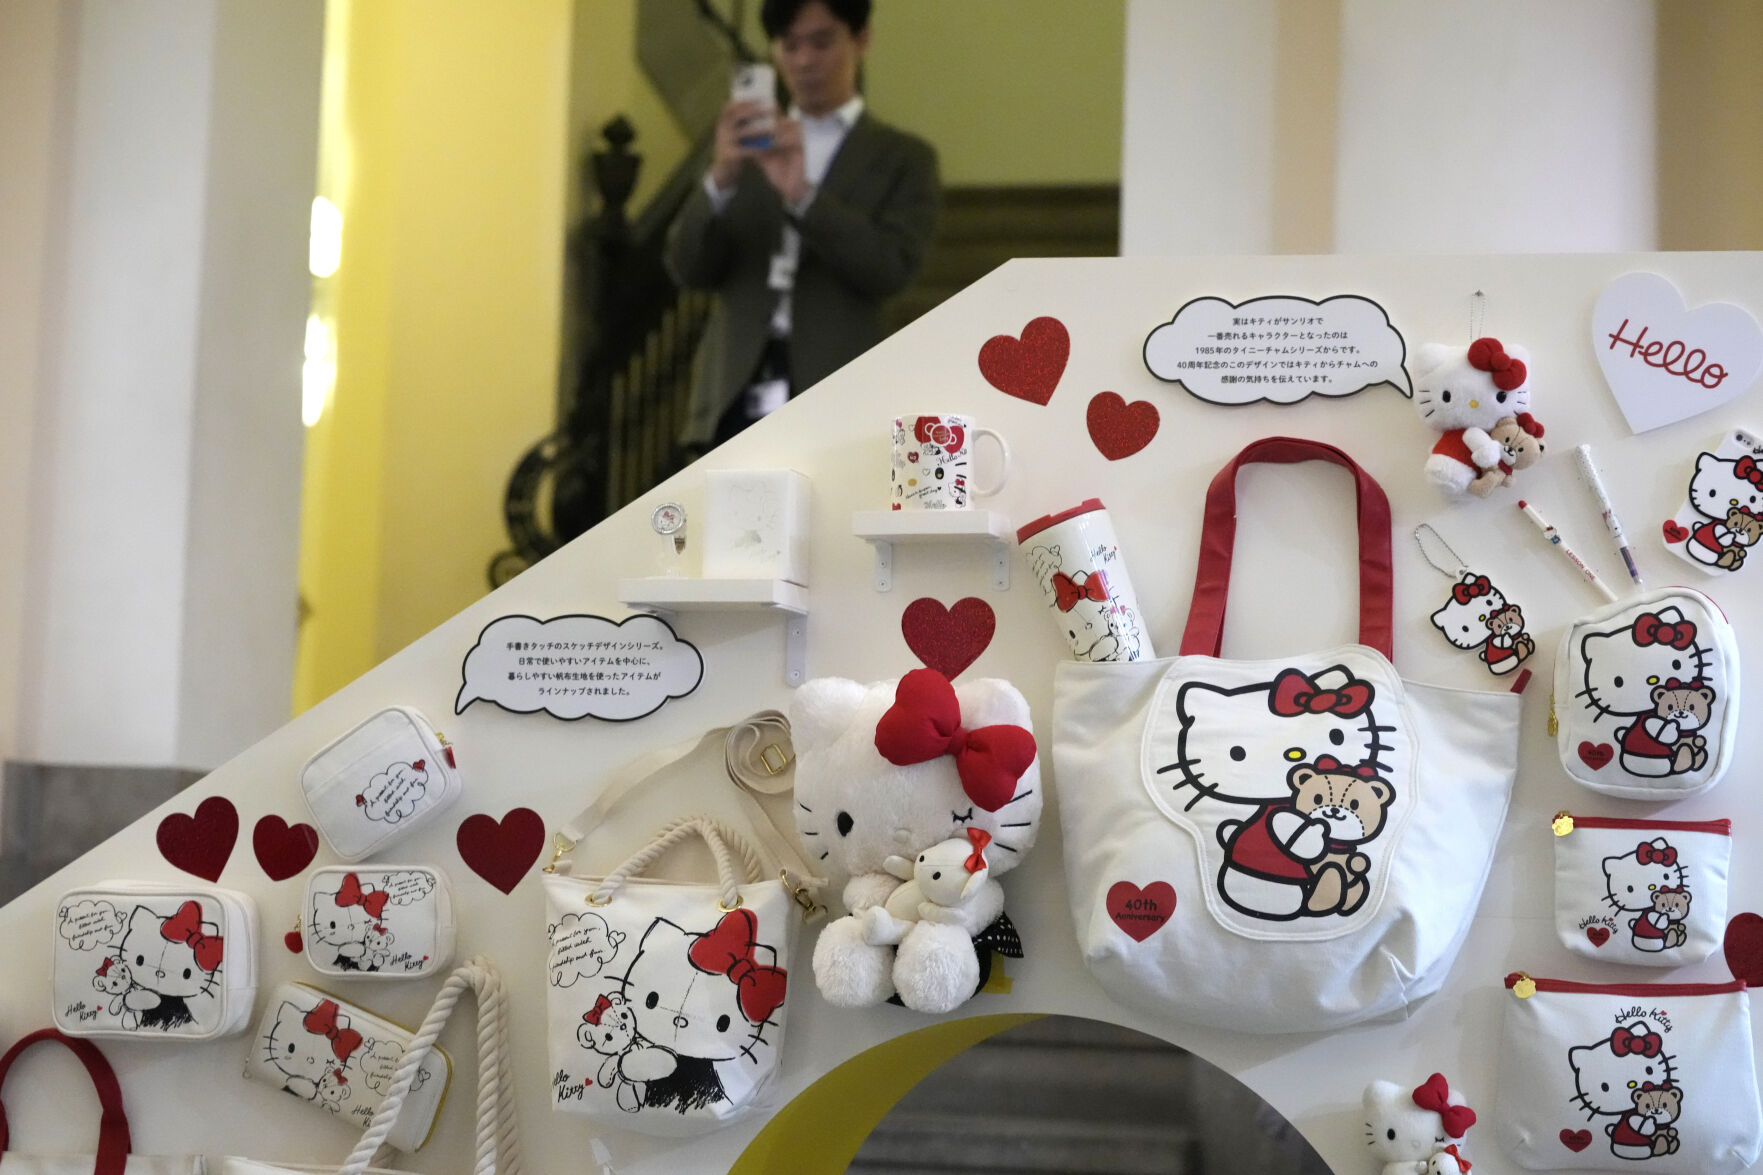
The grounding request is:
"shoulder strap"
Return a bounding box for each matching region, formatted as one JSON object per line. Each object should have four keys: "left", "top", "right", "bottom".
{"left": 0, "top": 1028, "right": 132, "bottom": 1174}
{"left": 1179, "top": 436, "right": 1395, "bottom": 660}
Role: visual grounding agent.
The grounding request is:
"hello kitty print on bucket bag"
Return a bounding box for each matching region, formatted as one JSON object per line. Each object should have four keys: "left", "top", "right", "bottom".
{"left": 1053, "top": 438, "right": 1523, "bottom": 1034}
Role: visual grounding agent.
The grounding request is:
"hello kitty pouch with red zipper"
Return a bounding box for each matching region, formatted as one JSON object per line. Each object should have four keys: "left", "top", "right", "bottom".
{"left": 1495, "top": 972, "right": 1761, "bottom": 1173}
{"left": 299, "top": 706, "right": 461, "bottom": 861}
{"left": 1551, "top": 812, "right": 1731, "bottom": 966}
{"left": 1552, "top": 587, "right": 1740, "bottom": 798}
{"left": 51, "top": 880, "right": 258, "bottom": 1041}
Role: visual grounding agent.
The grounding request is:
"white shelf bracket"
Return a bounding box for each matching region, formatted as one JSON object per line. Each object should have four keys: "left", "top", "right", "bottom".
{"left": 783, "top": 612, "right": 808, "bottom": 685}
{"left": 989, "top": 539, "right": 1011, "bottom": 590}
{"left": 871, "top": 539, "right": 894, "bottom": 592}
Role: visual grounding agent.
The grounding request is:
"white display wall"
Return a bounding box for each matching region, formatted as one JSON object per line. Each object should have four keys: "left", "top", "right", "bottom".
{"left": 1, "top": 253, "right": 1759, "bottom": 1175}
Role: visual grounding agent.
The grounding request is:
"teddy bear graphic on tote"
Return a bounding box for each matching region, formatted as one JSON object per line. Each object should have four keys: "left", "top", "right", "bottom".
{"left": 1569, "top": 1021, "right": 1683, "bottom": 1160}
{"left": 1604, "top": 838, "right": 1692, "bottom": 953}
{"left": 575, "top": 991, "right": 646, "bottom": 1112}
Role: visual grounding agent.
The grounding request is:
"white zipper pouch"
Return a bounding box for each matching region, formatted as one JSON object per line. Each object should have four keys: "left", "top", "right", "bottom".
{"left": 303, "top": 865, "right": 456, "bottom": 980}
{"left": 243, "top": 982, "right": 451, "bottom": 1153}
{"left": 1552, "top": 812, "right": 1731, "bottom": 965}
{"left": 1553, "top": 588, "right": 1740, "bottom": 798}
{"left": 1496, "top": 973, "right": 1761, "bottom": 1173}
{"left": 300, "top": 706, "right": 461, "bottom": 861}
{"left": 52, "top": 881, "right": 258, "bottom": 1041}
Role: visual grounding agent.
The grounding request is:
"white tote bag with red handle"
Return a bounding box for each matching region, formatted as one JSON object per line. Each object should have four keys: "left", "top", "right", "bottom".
{"left": 1054, "top": 437, "right": 1523, "bottom": 1034}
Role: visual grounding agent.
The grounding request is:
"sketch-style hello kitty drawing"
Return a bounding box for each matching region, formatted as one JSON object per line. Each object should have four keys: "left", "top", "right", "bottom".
{"left": 116, "top": 901, "right": 223, "bottom": 1031}
{"left": 606, "top": 908, "right": 787, "bottom": 1115}
{"left": 310, "top": 872, "right": 393, "bottom": 973}
{"left": 262, "top": 999, "right": 361, "bottom": 1111}
{"left": 1026, "top": 542, "right": 1141, "bottom": 661}
{"left": 91, "top": 957, "right": 139, "bottom": 1030}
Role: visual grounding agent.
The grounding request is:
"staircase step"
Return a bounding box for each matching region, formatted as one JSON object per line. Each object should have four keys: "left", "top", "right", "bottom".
{"left": 851, "top": 1111, "right": 1198, "bottom": 1173}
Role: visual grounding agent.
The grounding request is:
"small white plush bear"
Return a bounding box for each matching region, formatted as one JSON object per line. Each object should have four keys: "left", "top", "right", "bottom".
{"left": 862, "top": 829, "right": 998, "bottom": 946}
{"left": 1412, "top": 336, "right": 1534, "bottom": 497}
{"left": 792, "top": 669, "right": 1041, "bottom": 1014}
{"left": 1364, "top": 1072, "right": 1477, "bottom": 1175}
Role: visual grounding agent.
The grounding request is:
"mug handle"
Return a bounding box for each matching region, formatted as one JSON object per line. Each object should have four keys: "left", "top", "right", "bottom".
{"left": 971, "top": 428, "right": 1011, "bottom": 498}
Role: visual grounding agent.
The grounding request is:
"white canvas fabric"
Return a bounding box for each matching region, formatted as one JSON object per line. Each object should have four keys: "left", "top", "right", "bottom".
{"left": 302, "top": 866, "right": 455, "bottom": 980}
{"left": 1553, "top": 588, "right": 1740, "bottom": 798}
{"left": 241, "top": 984, "right": 450, "bottom": 1154}
{"left": 543, "top": 816, "right": 800, "bottom": 1138}
{"left": 1496, "top": 974, "right": 1761, "bottom": 1172}
{"left": 52, "top": 883, "right": 257, "bottom": 1042}
{"left": 1552, "top": 814, "right": 1731, "bottom": 965}
{"left": 1053, "top": 438, "right": 1523, "bottom": 1034}
{"left": 299, "top": 708, "right": 461, "bottom": 861}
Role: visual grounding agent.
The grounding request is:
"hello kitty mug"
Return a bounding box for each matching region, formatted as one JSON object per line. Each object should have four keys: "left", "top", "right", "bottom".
{"left": 890, "top": 413, "right": 1011, "bottom": 510}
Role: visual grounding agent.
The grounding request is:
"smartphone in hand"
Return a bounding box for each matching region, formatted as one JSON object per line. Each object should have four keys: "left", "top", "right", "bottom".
{"left": 730, "top": 63, "right": 777, "bottom": 149}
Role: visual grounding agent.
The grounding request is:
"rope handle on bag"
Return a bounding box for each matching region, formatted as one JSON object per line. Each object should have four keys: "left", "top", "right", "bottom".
{"left": 1179, "top": 436, "right": 1396, "bottom": 660}
{"left": 338, "top": 957, "right": 521, "bottom": 1175}
{"left": 587, "top": 815, "right": 769, "bottom": 909}
{"left": 0, "top": 1028, "right": 132, "bottom": 1174}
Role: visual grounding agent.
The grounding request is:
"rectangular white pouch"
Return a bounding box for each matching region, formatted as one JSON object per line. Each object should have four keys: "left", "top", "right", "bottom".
{"left": 1496, "top": 973, "right": 1761, "bottom": 1173}
{"left": 52, "top": 882, "right": 258, "bottom": 1041}
{"left": 302, "top": 866, "right": 455, "bottom": 980}
{"left": 1552, "top": 812, "right": 1731, "bottom": 965}
{"left": 543, "top": 815, "right": 801, "bottom": 1137}
{"left": 242, "top": 983, "right": 450, "bottom": 1153}
{"left": 1553, "top": 587, "right": 1740, "bottom": 798}
{"left": 1053, "top": 439, "right": 1522, "bottom": 1034}
{"left": 300, "top": 707, "right": 460, "bottom": 861}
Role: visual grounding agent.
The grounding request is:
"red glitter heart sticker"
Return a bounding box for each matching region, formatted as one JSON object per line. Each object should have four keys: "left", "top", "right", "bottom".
{"left": 457, "top": 808, "right": 547, "bottom": 895}
{"left": 253, "top": 815, "right": 319, "bottom": 882}
{"left": 901, "top": 597, "right": 996, "bottom": 680}
{"left": 1577, "top": 742, "right": 1615, "bottom": 771}
{"left": 156, "top": 796, "right": 239, "bottom": 883}
{"left": 1724, "top": 912, "right": 1763, "bottom": 985}
{"left": 1662, "top": 519, "right": 1689, "bottom": 544}
{"left": 1086, "top": 392, "right": 1160, "bottom": 460}
{"left": 978, "top": 317, "right": 1069, "bottom": 406}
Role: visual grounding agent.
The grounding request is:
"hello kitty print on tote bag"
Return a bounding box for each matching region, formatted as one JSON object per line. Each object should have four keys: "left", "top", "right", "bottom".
{"left": 1054, "top": 439, "right": 1522, "bottom": 1034}
{"left": 1554, "top": 587, "right": 1740, "bottom": 798}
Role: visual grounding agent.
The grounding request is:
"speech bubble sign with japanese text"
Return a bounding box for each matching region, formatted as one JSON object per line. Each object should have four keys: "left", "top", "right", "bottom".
{"left": 456, "top": 613, "right": 704, "bottom": 721}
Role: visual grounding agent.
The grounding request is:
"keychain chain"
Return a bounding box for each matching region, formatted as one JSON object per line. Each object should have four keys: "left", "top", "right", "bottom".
{"left": 1414, "top": 523, "right": 1470, "bottom": 579}
{"left": 1468, "top": 290, "right": 1486, "bottom": 343}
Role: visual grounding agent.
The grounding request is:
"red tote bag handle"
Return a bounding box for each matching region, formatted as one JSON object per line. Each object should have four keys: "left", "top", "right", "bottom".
{"left": 1179, "top": 436, "right": 1395, "bottom": 661}
{"left": 0, "top": 1028, "right": 133, "bottom": 1174}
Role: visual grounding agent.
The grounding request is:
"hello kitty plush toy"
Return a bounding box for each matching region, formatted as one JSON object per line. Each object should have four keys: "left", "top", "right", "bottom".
{"left": 791, "top": 669, "right": 1041, "bottom": 1014}
{"left": 1364, "top": 1072, "right": 1478, "bottom": 1174}
{"left": 1413, "top": 336, "right": 1538, "bottom": 497}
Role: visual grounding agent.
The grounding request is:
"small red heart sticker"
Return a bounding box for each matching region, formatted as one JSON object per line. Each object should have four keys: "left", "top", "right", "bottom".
{"left": 1578, "top": 742, "right": 1615, "bottom": 771}
{"left": 1586, "top": 926, "right": 1611, "bottom": 947}
{"left": 901, "top": 597, "right": 996, "bottom": 680}
{"left": 252, "top": 815, "right": 319, "bottom": 882}
{"left": 1106, "top": 881, "right": 1176, "bottom": 943}
{"left": 412, "top": 759, "right": 426, "bottom": 772}
{"left": 284, "top": 929, "right": 304, "bottom": 954}
{"left": 978, "top": 316, "right": 1069, "bottom": 406}
{"left": 1724, "top": 912, "right": 1763, "bottom": 985}
{"left": 457, "top": 807, "right": 547, "bottom": 895}
{"left": 1662, "top": 519, "right": 1689, "bottom": 544}
{"left": 1560, "top": 1129, "right": 1593, "bottom": 1153}
{"left": 156, "top": 796, "right": 239, "bottom": 883}
{"left": 1086, "top": 392, "right": 1160, "bottom": 460}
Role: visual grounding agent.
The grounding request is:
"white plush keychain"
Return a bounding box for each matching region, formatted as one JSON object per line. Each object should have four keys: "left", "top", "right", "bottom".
{"left": 1417, "top": 524, "right": 1535, "bottom": 678}
{"left": 1364, "top": 1072, "right": 1478, "bottom": 1174}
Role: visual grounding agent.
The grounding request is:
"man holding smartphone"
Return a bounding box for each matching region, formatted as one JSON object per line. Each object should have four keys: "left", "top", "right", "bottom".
{"left": 667, "top": 0, "right": 941, "bottom": 456}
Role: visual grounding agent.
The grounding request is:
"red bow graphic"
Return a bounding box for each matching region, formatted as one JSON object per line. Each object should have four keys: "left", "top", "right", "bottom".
{"left": 1411, "top": 1072, "right": 1477, "bottom": 1139}
{"left": 1656, "top": 886, "right": 1685, "bottom": 895}
{"left": 1636, "top": 842, "right": 1678, "bottom": 866}
{"left": 1269, "top": 668, "right": 1374, "bottom": 719}
{"left": 582, "top": 994, "right": 614, "bottom": 1027}
{"left": 1661, "top": 677, "right": 1705, "bottom": 692}
{"left": 1612, "top": 1025, "right": 1662, "bottom": 1058}
{"left": 1632, "top": 612, "right": 1696, "bottom": 649}
{"left": 96, "top": 957, "right": 114, "bottom": 977}
{"left": 1311, "top": 755, "right": 1379, "bottom": 780}
{"left": 1440, "top": 1143, "right": 1471, "bottom": 1172}
{"left": 334, "top": 872, "right": 390, "bottom": 920}
{"left": 1052, "top": 569, "right": 1109, "bottom": 612}
{"left": 303, "top": 999, "right": 364, "bottom": 1063}
{"left": 687, "top": 908, "right": 788, "bottom": 1024}
{"left": 1640, "top": 1080, "right": 1675, "bottom": 1091}
{"left": 1452, "top": 575, "right": 1493, "bottom": 604}
{"left": 1467, "top": 336, "right": 1527, "bottom": 391}
{"left": 964, "top": 828, "right": 993, "bottom": 874}
{"left": 874, "top": 669, "right": 1038, "bottom": 813}
{"left": 160, "top": 901, "right": 224, "bottom": 973}
{"left": 1736, "top": 455, "right": 1763, "bottom": 487}
{"left": 913, "top": 416, "right": 965, "bottom": 454}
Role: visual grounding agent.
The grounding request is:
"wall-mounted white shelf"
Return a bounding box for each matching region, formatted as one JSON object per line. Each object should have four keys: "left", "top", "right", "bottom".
{"left": 852, "top": 510, "right": 1013, "bottom": 592}
{"left": 617, "top": 577, "right": 808, "bottom": 685}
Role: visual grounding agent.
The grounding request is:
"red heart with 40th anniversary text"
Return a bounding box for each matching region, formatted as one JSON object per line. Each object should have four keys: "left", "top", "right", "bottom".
{"left": 1586, "top": 926, "right": 1611, "bottom": 948}
{"left": 1578, "top": 742, "right": 1615, "bottom": 771}
{"left": 1086, "top": 392, "right": 1160, "bottom": 460}
{"left": 978, "top": 317, "right": 1069, "bottom": 406}
{"left": 1106, "top": 881, "right": 1176, "bottom": 943}
{"left": 1662, "top": 519, "right": 1689, "bottom": 544}
{"left": 901, "top": 597, "right": 996, "bottom": 680}
{"left": 1560, "top": 1129, "right": 1593, "bottom": 1153}
{"left": 156, "top": 796, "right": 239, "bottom": 883}
{"left": 457, "top": 808, "right": 547, "bottom": 895}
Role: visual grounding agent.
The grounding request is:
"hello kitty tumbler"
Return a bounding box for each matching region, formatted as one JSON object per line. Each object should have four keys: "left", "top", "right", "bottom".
{"left": 1017, "top": 499, "right": 1154, "bottom": 661}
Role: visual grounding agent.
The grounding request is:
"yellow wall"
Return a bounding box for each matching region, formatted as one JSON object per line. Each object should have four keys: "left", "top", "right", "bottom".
{"left": 1657, "top": 0, "right": 1763, "bottom": 250}
{"left": 295, "top": 0, "right": 569, "bottom": 710}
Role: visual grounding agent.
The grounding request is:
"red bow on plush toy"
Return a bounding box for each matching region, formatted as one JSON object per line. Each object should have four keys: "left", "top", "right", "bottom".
{"left": 1269, "top": 668, "right": 1374, "bottom": 718}
{"left": 1636, "top": 842, "right": 1678, "bottom": 866}
{"left": 334, "top": 872, "right": 390, "bottom": 920}
{"left": 1632, "top": 613, "right": 1696, "bottom": 649}
{"left": 1452, "top": 575, "right": 1494, "bottom": 604}
{"left": 1411, "top": 1072, "right": 1477, "bottom": 1139}
{"left": 161, "top": 900, "right": 224, "bottom": 973}
{"left": 1052, "top": 569, "right": 1109, "bottom": 612}
{"left": 1612, "top": 1025, "right": 1663, "bottom": 1057}
{"left": 688, "top": 908, "right": 788, "bottom": 1024}
{"left": 874, "top": 669, "right": 1037, "bottom": 813}
{"left": 1439, "top": 1143, "right": 1471, "bottom": 1172}
{"left": 304, "top": 999, "right": 364, "bottom": 1062}
{"left": 1466, "top": 336, "right": 1527, "bottom": 391}
{"left": 963, "top": 828, "right": 993, "bottom": 874}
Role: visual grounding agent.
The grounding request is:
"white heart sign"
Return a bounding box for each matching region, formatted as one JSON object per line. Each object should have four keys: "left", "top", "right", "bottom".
{"left": 1592, "top": 271, "right": 1763, "bottom": 434}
